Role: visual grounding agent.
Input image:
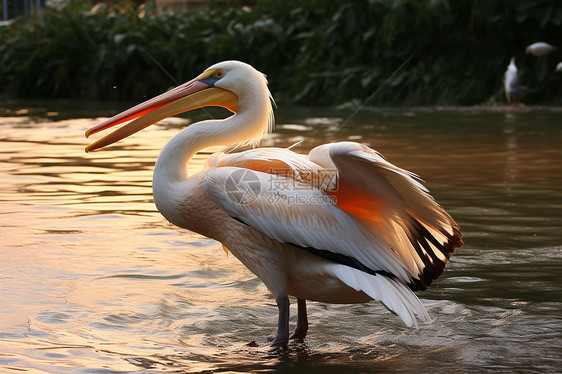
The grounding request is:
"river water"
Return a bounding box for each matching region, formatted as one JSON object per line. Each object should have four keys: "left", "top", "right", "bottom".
{"left": 0, "top": 102, "right": 560, "bottom": 373}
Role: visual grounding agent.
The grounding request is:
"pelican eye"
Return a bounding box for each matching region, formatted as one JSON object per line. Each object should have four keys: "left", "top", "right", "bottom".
{"left": 198, "top": 68, "right": 225, "bottom": 86}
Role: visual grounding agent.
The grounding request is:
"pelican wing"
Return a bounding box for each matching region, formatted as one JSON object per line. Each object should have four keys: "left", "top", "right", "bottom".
{"left": 203, "top": 165, "right": 428, "bottom": 326}
{"left": 203, "top": 166, "right": 413, "bottom": 282}
{"left": 205, "top": 147, "right": 336, "bottom": 190}
{"left": 309, "top": 142, "right": 463, "bottom": 291}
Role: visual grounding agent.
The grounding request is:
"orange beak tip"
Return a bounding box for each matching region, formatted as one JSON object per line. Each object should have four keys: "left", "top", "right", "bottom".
{"left": 85, "top": 126, "right": 97, "bottom": 138}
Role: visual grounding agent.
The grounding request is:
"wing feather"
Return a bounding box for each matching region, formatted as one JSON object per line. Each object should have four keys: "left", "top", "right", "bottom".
{"left": 309, "top": 142, "right": 463, "bottom": 291}
{"left": 203, "top": 167, "right": 413, "bottom": 283}
{"left": 205, "top": 147, "right": 336, "bottom": 190}
{"left": 204, "top": 141, "right": 462, "bottom": 292}
{"left": 202, "top": 140, "right": 460, "bottom": 327}
{"left": 330, "top": 265, "right": 429, "bottom": 327}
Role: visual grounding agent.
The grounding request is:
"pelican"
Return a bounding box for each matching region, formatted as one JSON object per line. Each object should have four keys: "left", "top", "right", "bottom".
{"left": 525, "top": 42, "right": 556, "bottom": 59}
{"left": 85, "top": 61, "right": 462, "bottom": 348}
{"left": 556, "top": 62, "right": 562, "bottom": 72}
{"left": 504, "top": 57, "right": 525, "bottom": 105}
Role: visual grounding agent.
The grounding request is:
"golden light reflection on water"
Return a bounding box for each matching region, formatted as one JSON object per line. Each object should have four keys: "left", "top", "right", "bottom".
{"left": 0, "top": 106, "right": 561, "bottom": 372}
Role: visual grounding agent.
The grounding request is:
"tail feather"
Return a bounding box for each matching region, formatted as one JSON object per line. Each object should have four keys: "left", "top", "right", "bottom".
{"left": 332, "top": 265, "right": 429, "bottom": 327}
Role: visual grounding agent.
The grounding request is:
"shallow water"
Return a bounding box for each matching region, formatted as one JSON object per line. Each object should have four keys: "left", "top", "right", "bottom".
{"left": 1, "top": 102, "right": 561, "bottom": 373}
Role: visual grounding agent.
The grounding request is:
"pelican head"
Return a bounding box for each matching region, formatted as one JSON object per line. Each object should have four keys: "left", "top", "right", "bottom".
{"left": 85, "top": 60, "right": 274, "bottom": 152}
{"left": 507, "top": 57, "right": 517, "bottom": 71}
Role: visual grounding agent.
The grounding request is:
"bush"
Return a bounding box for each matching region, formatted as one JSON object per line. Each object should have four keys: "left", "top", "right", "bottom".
{"left": 1, "top": 0, "right": 561, "bottom": 106}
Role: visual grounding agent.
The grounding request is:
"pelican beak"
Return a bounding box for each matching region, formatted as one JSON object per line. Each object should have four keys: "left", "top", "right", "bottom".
{"left": 85, "top": 74, "right": 238, "bottom": 152}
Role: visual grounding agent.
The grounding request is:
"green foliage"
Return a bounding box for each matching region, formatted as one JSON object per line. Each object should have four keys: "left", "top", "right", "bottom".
{"left": 1, "top": 0, "right": 561, "bottom": 105}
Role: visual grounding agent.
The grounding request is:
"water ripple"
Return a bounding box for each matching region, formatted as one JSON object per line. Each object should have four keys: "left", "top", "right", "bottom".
{"left": 0, "top": 105, "right": 561, "bottom": 372}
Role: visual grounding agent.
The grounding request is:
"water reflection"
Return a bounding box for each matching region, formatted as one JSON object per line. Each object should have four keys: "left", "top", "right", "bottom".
{"left": 0, "top": 103, "right": 561, "bottom": 372}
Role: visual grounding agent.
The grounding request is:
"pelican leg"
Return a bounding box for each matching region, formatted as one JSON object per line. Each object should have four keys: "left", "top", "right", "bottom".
{"left": 270, "top": 295, "right": 290, "bottom": 348}
{"left": 289, "top": 298, "right": 308, "bottom": 341}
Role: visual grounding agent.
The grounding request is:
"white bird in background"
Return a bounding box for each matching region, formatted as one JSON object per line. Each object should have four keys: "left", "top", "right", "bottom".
{"left": 556, "top": 62, "right": 562, "bottom": 72}
{"left": 525, "top": 42, "right": 557, "bottom": 59}
{"left": 85, "top": 61, "right": 463, "bottom": 348}
{"left": 504, "top": 57, "right": 525, "bottom": 105}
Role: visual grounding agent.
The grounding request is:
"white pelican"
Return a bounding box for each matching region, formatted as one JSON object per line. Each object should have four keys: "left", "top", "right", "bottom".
{"left": 85, "top": 61, "right": 463, "bottom": 348}
{"left": 556, "top": 62, "right": 562, "bottom": 72}
{"left": 525, "top": 42, "right": 556, "bottom": 59}
{"left": 504, "top": 57, "right": 525, "bottom": 104}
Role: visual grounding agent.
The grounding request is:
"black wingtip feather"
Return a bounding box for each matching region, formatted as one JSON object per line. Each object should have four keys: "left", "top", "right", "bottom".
{"left": 408, "top": 216, "right": 463, "bottom": 291}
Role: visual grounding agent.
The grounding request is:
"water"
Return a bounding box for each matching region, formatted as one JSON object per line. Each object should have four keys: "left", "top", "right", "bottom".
{"left": 1, "top": 102, "right": 561, "bottom": 373}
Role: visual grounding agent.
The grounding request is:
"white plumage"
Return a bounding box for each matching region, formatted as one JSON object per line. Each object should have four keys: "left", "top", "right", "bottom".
{"left": 504, "top": 57, "right": 525, "bottom": 104}
{"left": 85, "top": 60, "right": 462, "bottom": 347}
{"left": 525, "top": 42, "right": 557, "bottom": 58}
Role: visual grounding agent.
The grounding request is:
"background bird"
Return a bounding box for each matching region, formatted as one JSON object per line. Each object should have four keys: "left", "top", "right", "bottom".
{"left": 525, "top": 42, "right": 557, "bottom": 59}
{"left": 504, "top": 57, "right": 525, "bottom": 104}
{"left": 556, "top": 62, "right": 562, "bottom": 72}
{"left": 85, "top": 61, "right": 463, "bottom": 348}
